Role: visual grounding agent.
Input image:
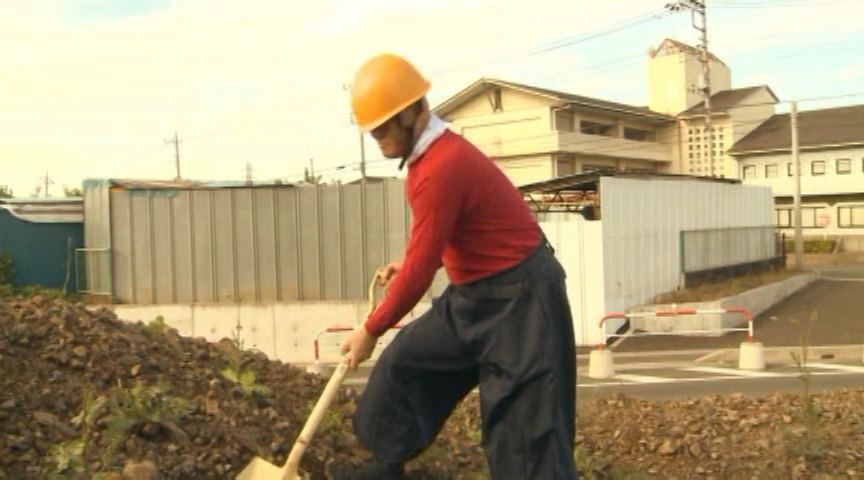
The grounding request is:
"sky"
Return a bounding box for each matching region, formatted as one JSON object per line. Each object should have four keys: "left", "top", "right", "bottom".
{"left": 2, "top": 0, "right": 863, "bottom": 197}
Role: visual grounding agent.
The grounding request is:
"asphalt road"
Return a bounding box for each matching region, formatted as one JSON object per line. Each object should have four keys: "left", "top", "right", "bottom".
{"left": 316, "top": 265, "right": 864, "bottom": 400}
{"left": 612, "top": 265, "right": 864, "bottom": 352}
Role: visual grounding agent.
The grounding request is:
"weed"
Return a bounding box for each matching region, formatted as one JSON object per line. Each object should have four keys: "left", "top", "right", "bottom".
{"left": 785, "top": 310, "right": 830, "bottom": 462}
{"left": 219, "top": 310, "right": 271, "bottom": 397}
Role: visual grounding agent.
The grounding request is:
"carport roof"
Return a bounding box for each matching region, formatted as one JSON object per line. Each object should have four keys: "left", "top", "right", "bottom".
{"left": 517, "top": 169, "right": 739, "bottom": 194}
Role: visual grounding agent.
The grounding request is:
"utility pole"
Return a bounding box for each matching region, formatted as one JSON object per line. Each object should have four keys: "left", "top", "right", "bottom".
{"left": 791, "top": 101, "right": 803, "bottom": 269}
{"left": 164, "top": 131, "right": 182, "bottom": 180}
{"left": 667, "top": 0, "right": 714, "bottom": 176}
{"left": 344, "top": 82, "right": 367, "bottom": 180}
{"left": 245, "top": 162, "right": 253, "bottom": 185}
{"left": 37, "top": 171, "right": 54, "bottom": 197}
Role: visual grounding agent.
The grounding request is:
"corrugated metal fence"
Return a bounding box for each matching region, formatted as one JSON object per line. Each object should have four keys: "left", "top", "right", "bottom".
{"left": 86, "top": 179, "right": 448, "bottom": 304}
{"left": 680, "top": 226, "right": 780, "bottom": 273}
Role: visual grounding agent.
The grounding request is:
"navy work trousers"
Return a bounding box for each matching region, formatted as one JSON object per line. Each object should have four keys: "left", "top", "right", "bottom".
{"left": 354, "top": 245, "right": 577, "bottom": 479}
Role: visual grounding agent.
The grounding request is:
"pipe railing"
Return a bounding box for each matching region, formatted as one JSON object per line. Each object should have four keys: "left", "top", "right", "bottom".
{"left": 597, "top": 307, "right": 754, "bottom": 349}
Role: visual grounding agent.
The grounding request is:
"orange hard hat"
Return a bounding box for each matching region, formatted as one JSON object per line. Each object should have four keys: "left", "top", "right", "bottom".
{"left": 351, "top": 54, "right": 431, "bottom": 132}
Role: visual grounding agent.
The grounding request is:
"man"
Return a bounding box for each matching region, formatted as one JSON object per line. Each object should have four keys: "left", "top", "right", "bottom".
{"left": 330, "top": 53, "right": 577, "bottom": 479}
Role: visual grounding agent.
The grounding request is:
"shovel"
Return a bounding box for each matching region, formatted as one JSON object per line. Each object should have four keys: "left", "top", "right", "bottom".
{"left": 236, "top": 276, "right": 380, "bottom": 480}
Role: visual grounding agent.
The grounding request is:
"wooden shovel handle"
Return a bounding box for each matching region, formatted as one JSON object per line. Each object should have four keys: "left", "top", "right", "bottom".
{"left": 281, "top": 276, "right": 380, "bottom": 477}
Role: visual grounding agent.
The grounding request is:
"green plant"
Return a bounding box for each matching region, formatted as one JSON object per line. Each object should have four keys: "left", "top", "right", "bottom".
{"left": 104, "top": 382, "right": 190, "bottom": 440}
{"left": 145, "top": 315, "right": 170, "bottom": 336}
{"left": 0, "top": 283, "right": 13, "bottom": 299}
{"left": 0, "top": 252, "right": 13, "bottom": 285}
{"left": 43, "top": 386, "right": 107, "bottom": 478}
{"left": 574, "top": 446, "right": 649, "bottom": 480}
{"left": 786, "top": 310, "right": 830, "bottom": 462}
{"left": 219, "top": 312, "right": 271, "bottom": 397}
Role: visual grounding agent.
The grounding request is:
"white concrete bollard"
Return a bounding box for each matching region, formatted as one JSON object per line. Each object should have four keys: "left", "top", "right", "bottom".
{"left": 588, "top": 349, "right": 616, "bottom": 379}
{"left": 738, "top": 342, "right": 766, "bottom": 370}
{"left": 305, "top": 363, "right": 332, "bottom": 377}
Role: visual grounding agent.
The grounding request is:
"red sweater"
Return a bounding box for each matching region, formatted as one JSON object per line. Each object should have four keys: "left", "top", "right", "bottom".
{"left": 365, "top": 130, "right": 540, "bottom": 336}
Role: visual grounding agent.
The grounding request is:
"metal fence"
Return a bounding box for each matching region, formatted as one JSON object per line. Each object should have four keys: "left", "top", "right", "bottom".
{"left": 680, "top": 225, "right": 781, "bottom": 274}
{"left": 86, "top": 179, "right": 449, "bottom": 305}
{"left": 75, "top": 248, "right": 112, "bottom": 296}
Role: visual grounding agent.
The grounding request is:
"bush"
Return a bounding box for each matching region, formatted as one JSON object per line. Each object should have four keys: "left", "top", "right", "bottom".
{"left": 0, "top": 252, "right": 13, "bottom": 285}
{"left": 0, "top": 284, "right": 13, "bottom": 299}
{"left": 785, "top": 239, "right": 836, "bottom": 254}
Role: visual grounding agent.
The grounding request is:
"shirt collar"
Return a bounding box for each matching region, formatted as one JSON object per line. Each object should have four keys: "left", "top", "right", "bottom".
{"left": 404, "top": 114, "right": 449, "bottom": 167}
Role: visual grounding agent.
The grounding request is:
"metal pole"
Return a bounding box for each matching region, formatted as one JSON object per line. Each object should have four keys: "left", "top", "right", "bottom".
{"left": 696, "top": 0, "right": 714, "bottom": 177}
{"left": 359, "top": 132, "right": 367, "bottom": 180}
{"left": 791, "top": 101, "right": 803, "bottom": 269}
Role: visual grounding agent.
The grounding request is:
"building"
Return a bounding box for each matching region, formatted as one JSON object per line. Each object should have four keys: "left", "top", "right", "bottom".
{"left": 729, "top": 104, "right": 864, "bottom": 250}
{"left": 434, "top": 38, "right": 778, "bottom": 186}
{"left": 434, "top": 78, "right": 676, "bottom": 186}
{"left": 0, "top": 197, "right": 84, "bottom": 290}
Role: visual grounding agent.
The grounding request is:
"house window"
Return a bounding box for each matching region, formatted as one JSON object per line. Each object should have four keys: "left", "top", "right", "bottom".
{"left": 580, "top": 120, "right": 613, "bottom": 136}
{"left": 765, "top": 164, "right": 778, "bottom": 178}
{"left": 776, "top": 207, "right": 828, "bottom": 228}
{"left": 624, "top": 127, "right": 651, "bottom": 141}
{"left": 743, "top": 165, "right": 756, "bottom": 179}
{"left": 554, "top": 110, "right": 574, "bottom": 132}
{"left": 491, "top": 88, "right": 503, "bottom": 112}
{"left": 774, "top": 209, "right": 792, "bottom": 227}
{"left": 837, "top": 158, "right": 851, "bottom": 174}
{"left": 812, "top": 160, "right": 826, "bottom": 175}
{"left": 787, "top": 162, "right": 795, "bottom": 176}
{"left": 838, "top": 205, "right": 864, "bottom": 228}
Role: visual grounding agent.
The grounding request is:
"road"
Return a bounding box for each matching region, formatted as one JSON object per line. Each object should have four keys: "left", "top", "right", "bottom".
{"left": 314, "top": 265, "right": 864, "bottom": 401}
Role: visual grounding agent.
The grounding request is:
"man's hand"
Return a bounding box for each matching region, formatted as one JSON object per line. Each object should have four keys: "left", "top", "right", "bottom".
{"left": 376, "top": 261, "right": 403, "bottom": 288}
{"left": 340, "top": 325, "right": 378, "bottom": 369}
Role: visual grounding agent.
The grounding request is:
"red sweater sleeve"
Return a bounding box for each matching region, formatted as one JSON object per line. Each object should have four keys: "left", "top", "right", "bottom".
{"left": 364, "top": 165, "right": 462, "bottom": 336}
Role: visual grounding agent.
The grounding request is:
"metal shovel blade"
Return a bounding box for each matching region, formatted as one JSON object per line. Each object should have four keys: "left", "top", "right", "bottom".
{"left": 235, "top": 457, "right": 301, "bottom": 480}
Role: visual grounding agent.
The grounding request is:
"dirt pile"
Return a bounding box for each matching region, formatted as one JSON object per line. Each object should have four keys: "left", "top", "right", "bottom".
{"left": 577, "top": 390, "right": 864, "bottom": 479}
{"left": 3, "top": 295, "right": 864, "bottom": 479}
{"left": 0, "top": 296, "right": 487, "bottom": 479}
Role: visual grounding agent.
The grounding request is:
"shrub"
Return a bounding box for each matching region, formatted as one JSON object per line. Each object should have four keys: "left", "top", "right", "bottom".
{"left": 0, "top": 252, "right": 13, "bottom": 285}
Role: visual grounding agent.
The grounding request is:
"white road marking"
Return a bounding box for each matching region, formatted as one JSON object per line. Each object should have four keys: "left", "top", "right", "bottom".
{"left": 683, "top": 366, "right": 780, "bottom": 377}
{"left": 615, "top": 374, "right": 675, "bottom": 384}
{"left": 807, "top": 363, "right": 864, "bottom": 374}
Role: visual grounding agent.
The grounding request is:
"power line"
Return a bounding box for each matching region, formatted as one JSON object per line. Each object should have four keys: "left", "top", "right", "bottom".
{"left": 164, "top": 131, "right": 182, "bottom": 180}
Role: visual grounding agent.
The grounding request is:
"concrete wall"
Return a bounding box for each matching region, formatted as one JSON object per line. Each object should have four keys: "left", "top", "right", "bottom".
{"left": 112, "top": 300, "right": 432, "bottom": 365}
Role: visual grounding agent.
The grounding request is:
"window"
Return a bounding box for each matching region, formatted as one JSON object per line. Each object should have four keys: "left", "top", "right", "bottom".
{"left": 774, "top": 209, "right": 792, "bottom": 227}
{"left": 580, "top": 120, "right": 613, "bottom": 136}
{"left": 812, "top": 160, "right": 826, "bottom": 175}
{"left": 491, "top": 88, "right": 502, "bottom": 111}
{"left": 765, "top": 164, "right": 778, "bottom": 178}
{"left": 838, "top": 205, "right": 864, "bottom": 228}
{"left": 787, "top": 162, "right": 794, "bottom": 176}
{"left": 554, "top": 110, "right": 574, "bottom": 132}
{"left": 775, "top": 207, "right": 828, "bottom": 228}
{"left": 837, "top": 158, "right": 851, "bottom": 174}
{"left": 743, "top": 165, "right": 756, "bottom": 179}
{"left": 623, "top": 127, "right": 652, "bottom": 141}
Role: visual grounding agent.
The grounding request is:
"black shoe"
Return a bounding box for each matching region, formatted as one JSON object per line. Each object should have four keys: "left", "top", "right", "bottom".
{"left": 325, "top": 458, "right": 404, "bottom": 480}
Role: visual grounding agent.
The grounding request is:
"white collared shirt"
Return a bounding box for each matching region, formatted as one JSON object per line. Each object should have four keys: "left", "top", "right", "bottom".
{"left": 404, "top": 114, "right": 450, "bottom": 167}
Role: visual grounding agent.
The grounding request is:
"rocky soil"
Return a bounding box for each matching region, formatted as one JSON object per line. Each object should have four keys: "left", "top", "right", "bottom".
{"left": 577, "top": 390, "right": 864, "bottom": 479}
{"left": 2, "top": 296, "right": 863, "bottom": 479}
{"left": 0, "top": 296, "right": 486, "bottom": 479}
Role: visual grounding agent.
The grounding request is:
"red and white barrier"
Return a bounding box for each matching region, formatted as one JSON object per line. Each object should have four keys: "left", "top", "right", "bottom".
{"left": 589, "top": 307, "right": 764, "bottom": 379}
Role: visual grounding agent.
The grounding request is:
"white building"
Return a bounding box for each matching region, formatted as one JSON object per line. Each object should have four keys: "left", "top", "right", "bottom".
{"left": 730, "top": 104, "right": 864, "bottom": 250}
{"left": 435, "top": 38, "right": 778, "bottom": 186}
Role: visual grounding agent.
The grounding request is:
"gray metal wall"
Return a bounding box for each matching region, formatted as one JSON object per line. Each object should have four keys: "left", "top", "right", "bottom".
{"left": 681, "top": 226, "right": 778, "bottom": 273}
{"left": 81, "top": 180, "right": 113, "bottom": 295}
{"left": 91, "top": 180, "right": 445, "bottom": 305}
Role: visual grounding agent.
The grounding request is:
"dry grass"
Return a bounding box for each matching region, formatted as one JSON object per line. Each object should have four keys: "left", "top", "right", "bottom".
{"left": 654, "top": 268, "right": 804, "bottom": 304}
{"left": 792, "top": 252, "right": 864, "bottom": 266}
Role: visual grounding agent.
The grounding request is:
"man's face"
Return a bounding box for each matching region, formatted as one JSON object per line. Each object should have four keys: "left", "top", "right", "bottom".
{"left": 370, "top": 111, "right": 411, "bottom": 159}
